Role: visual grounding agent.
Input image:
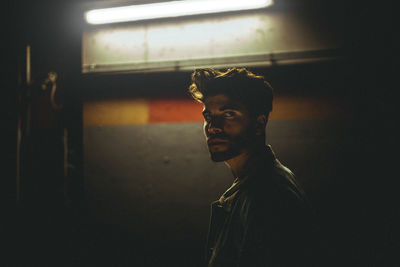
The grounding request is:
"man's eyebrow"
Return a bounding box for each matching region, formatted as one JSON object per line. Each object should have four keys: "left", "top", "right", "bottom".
{"left": 220, "top": 103, "right": 241, "bottom": 111}
{"left": 202, "top": 103, "right": 241, "bottom": 115}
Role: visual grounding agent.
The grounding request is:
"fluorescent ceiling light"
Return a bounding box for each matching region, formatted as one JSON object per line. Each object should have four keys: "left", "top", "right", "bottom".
{"left": 85, "top": 0, "right": 273, "bottom": 25}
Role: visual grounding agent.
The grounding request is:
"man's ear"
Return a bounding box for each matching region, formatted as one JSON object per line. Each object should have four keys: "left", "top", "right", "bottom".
{"left": 255, "top": 114, "right": 267, "bottom": 135}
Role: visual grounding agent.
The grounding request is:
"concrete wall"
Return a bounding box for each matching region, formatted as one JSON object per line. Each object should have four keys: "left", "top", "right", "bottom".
{"left": 80, "top": 61, "right": 360, "bottom": 266}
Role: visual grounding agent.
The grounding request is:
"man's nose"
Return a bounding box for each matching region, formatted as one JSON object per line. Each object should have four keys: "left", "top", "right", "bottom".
{"left": 207, "top": 117, "right": 223, "bottom": 134}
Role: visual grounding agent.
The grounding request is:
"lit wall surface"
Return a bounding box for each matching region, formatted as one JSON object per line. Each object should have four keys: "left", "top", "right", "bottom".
{"left": 82, "top": 11, "right": 341, "bottom": 73}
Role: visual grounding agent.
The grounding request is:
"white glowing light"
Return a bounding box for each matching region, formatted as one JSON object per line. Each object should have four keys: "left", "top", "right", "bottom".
{"left": 85, "top": 0, "right": 273, "bottom": 25}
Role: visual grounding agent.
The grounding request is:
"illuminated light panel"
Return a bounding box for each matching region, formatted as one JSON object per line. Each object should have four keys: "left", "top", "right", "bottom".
{"left": 85, "top": 0, "right": 273, "bottom": 25}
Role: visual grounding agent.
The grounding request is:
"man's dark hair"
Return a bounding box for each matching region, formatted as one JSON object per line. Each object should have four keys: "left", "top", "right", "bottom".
{"left": 188, "top": 68, "right": 274, "bottom": 117}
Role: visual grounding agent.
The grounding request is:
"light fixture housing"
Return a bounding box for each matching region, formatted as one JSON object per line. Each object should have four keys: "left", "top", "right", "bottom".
{"left": 85, "top": 0, "right": 274, "bottom": 25}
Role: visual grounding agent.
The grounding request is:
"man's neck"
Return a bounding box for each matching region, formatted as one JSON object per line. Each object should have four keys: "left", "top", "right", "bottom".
{"left": 225, "top": 137, "right": 266, "bottom": 179}
{"left": 225, "top": 151, "right": 252, "bottom": 180}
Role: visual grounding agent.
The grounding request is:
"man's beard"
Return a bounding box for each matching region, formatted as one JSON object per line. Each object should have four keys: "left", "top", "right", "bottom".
{"left": 208, "top": 129, "right": 254, "bottom": 162}
{"left": 210, "top": 145, "right": 241, "bottom": 162}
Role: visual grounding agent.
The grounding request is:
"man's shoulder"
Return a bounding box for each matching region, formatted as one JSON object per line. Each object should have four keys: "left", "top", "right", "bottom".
{"left": 246, "top": 146, "right": 301, "bottom": 193}
{"left": 250, "top": 156, "right": 302, "bottom": 193}
{"left": 238, "top": 156, "right": 309, "bottom": 213}
{"left": 271, "top": 158, "right": 305, "bottom": 198}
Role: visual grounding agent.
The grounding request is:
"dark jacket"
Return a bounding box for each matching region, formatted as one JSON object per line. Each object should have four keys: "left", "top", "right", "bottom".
{"left": 206, "top": 145, "right": 321, "bottom": 267}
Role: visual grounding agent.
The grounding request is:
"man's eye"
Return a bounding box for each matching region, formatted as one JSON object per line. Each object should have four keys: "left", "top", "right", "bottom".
{"left": 223, "top": 112, "right": 235, "bottom": 118}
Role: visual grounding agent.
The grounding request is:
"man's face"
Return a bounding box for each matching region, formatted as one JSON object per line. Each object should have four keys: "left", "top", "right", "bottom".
{"left": 202, "top": 94, "right": 254, "bottom": 162}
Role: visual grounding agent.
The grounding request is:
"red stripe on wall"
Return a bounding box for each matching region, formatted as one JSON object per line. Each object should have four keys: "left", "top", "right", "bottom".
{"left": 149, "top": 99, "right": 204, "bottom": 123}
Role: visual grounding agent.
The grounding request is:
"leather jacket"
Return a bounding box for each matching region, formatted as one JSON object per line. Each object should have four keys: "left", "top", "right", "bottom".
{"left": 206, "top": 145, "right": 320, "bottom": 267}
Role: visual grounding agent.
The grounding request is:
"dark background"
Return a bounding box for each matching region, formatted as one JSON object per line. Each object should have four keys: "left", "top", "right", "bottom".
{"left": 2, "top": 0, "right": 396, "bottom": 266}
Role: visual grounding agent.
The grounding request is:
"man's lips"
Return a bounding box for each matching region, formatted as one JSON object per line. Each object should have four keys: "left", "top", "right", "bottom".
{"left": 207, "top": 138, "right": 229, "bottom": 145}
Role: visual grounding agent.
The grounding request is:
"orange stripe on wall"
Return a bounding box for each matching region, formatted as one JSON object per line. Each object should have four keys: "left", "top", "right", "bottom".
{"left": 270, "top": 95, "right": 348, "bottom": 120}
{"left": 149, "top": 99, "right": 204, "bottom": 123}
{"left": 83, "top": 99, "right": 149, "bottom": 126}
{"left": 148, "top": 96, "right": 345, "bottom": 122}
{"left": 83, "top": 96, "right": 350, "bottom": 126}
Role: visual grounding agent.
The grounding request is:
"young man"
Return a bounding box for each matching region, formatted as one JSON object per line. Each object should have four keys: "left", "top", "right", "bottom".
{"left": 188, "top": 68, "right": 320, "bottom": 267}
